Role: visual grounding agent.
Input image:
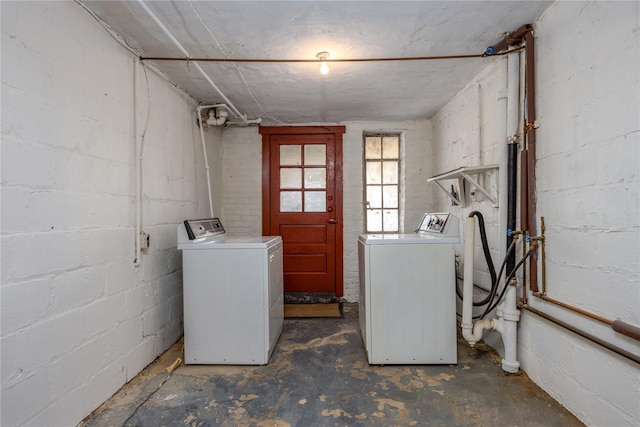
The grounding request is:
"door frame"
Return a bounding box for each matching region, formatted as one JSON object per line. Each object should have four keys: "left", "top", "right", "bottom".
{"left": 260, "top": 126, "right": 345, "bottom": 296}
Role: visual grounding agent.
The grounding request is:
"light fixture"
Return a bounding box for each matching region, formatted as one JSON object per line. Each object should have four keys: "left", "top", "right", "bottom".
{"left": 316, "top": 51, "right": 330, "bottom": 75}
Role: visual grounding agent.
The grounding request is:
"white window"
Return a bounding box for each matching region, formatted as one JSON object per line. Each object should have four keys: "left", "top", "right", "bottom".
{"left": 363, "top": 133, "right": 401, "bottom": 233}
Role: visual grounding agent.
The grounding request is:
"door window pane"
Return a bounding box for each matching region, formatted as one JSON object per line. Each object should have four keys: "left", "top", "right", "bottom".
{"left": 280, "top": 168, "right": 301, "bottom": 189}
{"left": 280, "top": 145, "right": 301, "bottom": 166}
{"left": 280, "top": 191, "right": 302, "bottom": 212}
{"left": 304, "top": 168, "right": 326, "bottom": 189}
{"left": 304, "top": 145, "right": 326, "bottom": 165}
{"left": 304, "top": 191, "right": 326, "bottom": 212}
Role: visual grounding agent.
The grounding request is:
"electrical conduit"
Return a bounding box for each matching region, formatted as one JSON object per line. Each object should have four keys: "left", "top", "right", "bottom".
{"left": 134, "top": 58, "right": 141, "bottom": 265}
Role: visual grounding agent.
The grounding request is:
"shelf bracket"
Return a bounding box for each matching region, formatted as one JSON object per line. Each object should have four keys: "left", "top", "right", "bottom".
{"left": 427, "top": 165, "right": 499, "bottom": 208}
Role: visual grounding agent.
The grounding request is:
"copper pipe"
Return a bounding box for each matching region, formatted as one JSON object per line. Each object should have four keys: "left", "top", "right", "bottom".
{"left": 533, "top": 292, "right": 613, "bottom": 326}
{"left": 533, "top": 293, "right": 640, "bottom": 342}
{"left": 612, "top": 320, "right": 640, "bottom": 341}
{"left": 143, "top": 54, "right": 482, "bottom": 62}
{"left": 524, "top": 28, "right": 539, "bottom": 293}
{"left": 521, "top": 304, "right": 640, "bottom": 364}
{"left": 498, "top": 24, "right": 537, "bottom": 298}
{"left": 491, "top": 24, "right": 533, "bottom": 54}
{"left": 140, "top": 48, "right": 523, "bottom": 64}
{"left": 540, "top": 217, "right": 546, "bottom": 294}
{"left": 520, "top": 150, "right": 529, "bottom": 304}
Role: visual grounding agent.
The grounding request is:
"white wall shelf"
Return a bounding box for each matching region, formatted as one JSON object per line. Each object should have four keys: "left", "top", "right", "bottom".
{"left": 427, "top": 165, "right": 499, "bottom": 207}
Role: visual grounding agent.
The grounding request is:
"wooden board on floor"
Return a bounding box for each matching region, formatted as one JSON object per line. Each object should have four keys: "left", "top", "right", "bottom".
{"left": 284, "top": 303, "right": 342, "bottom": 318}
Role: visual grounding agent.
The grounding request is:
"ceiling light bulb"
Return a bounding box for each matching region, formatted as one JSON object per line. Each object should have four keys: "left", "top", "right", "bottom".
{"left": 320, "top": 61, "right": 330, "bottom": 75}
{"left": 316, "top": 51, "right": 330, "bottom": 75}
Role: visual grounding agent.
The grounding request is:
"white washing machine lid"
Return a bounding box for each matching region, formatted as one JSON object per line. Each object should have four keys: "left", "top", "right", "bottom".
{"left": 178, "top": 235, "right": 282, "bottom": 250}
{"left": 359, "top": 233, "right": 460, "bottom": 245}
{"left": 177, "top": 220, "right": 282, "bottom": 250}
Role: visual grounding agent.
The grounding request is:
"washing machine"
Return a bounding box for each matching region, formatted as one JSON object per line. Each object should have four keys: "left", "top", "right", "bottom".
{"left": 358, "top": 213, "right": 460, "bottom": 364}
{"left": 177, "top": 218, "right": 283, "bottom": 364}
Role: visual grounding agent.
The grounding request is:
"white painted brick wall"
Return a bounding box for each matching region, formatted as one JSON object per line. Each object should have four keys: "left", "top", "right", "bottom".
{"left": 220, "top": 121, "right": 433, "bottom": 301}
{"left": 430, "top": 2, "right": 640, "bottom": 426}
{"left": 1, "top": 2, "right": 215, "bottom": 426}
{"left": 342, "top": 121, "right": 433, "bottom": 300}
{"left": 529, "top": 3, "right": 639, "bottom": 424}
{"left": 431, "top": 60, "right": 503, "bottom": 291}
{"left": 220, "top": 127, "right": 264, "bottom": 236}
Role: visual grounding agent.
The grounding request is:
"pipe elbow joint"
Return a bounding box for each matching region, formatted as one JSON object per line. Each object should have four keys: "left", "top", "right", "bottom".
{"left": 463, "top": 319, "right": 493, "bottom": 346}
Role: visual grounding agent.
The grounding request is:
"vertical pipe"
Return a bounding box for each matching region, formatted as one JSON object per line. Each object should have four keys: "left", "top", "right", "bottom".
{"left": 519, "top": 48, "right": 528, "bottom": 303}
{"left": 525, "top": 29, "right": 539, "bottom": 292}
{"left": 133, "top": 58, "right": 142, "bottom": 266}
{"left": 462, "top": 217, "right": 477, "bottom": 343}
{"left": 519, "top": 150, "right": 528, "bottom": 300}
{"left": 497, "top": 57, "right": 509, "bottom": 268}
{"left": 506, "top": 51, "right": 520, "bottom": 276}
{"left": 507, "top": 144, "right": 518, "bottom": 274}
{"left": 196, "top": 106, "right": 215, "bottom": 217}
{"left": 500, "top": 282, "right": 521, "bottom": 373}
{"left": 478, "top": 83, "right": 484, "bottom": 166}
{"left": 540, "top": 217, "right": 546, "bottom": 294}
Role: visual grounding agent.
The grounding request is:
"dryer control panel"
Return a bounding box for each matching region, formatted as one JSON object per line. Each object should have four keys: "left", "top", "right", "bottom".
{"left": 184, "top": 218, "right": 225, "bottom": 240}
{"left": 417, "top": 213, "right": 459, "bottom": 236}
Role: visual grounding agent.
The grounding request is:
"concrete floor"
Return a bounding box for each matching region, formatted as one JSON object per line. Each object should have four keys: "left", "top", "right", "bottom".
{"left": 81, "top": 304, "right": 583, "bottom": 427}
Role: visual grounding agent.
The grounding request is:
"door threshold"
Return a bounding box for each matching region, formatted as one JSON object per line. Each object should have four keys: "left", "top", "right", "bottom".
{"left": 284, "top": 292, "right": 340, "bottom": 304}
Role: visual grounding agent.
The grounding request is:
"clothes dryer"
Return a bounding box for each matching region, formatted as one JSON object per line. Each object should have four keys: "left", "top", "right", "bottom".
{"left": 178, "top": 218, "right": 283, "bottom": 364}
{"left": 358, "top": 213, "right": 460, "bottom": 364}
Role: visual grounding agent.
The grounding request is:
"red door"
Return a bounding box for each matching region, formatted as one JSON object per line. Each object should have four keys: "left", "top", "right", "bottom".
{"left": 260, "top": 126, "right": 345, "bottom": 296}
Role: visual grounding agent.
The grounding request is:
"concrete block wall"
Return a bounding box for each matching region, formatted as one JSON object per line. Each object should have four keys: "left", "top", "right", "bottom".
{"left": 430, "top": 2, "right": 640, "bottom": 425}
{"left": 522, "top": 2, "right": 639, "bottom": 425}
{"left": 219, "top": 121, "right": 433, "bottom": 301}
{"left": 431, "top": 61, "right": 503, "bottom": 291}
{"left": 1, "top": 2, "right": 214, "bottom": 426}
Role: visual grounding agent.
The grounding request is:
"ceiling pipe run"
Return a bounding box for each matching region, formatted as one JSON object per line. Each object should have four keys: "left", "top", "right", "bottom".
{"left": 487, "top": 25, "right": 532, "bottom": 56}
{"left": 140, "top": 48, "right": 523, "bottom": 64}
{"left": 136, "top": 0, "right": 260, "bottom": 125}
{"left": 199, "top": 104, "right": 228, "bottom": 127}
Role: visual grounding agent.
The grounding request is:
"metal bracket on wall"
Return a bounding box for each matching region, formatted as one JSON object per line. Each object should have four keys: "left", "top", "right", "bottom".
{"left": 427, "top": 165, "right": 499, "bottom": 208}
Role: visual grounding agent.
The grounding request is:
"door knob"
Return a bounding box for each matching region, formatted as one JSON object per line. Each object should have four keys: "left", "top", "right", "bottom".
{"left": 328, "top": 218, "right": 338, "bottom": 224}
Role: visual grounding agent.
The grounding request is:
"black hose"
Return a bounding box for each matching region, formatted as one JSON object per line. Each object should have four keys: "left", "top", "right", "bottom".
{"left": 454, "top": 211, "right": 523, "bottom": 320}
{"left": 455, "top": 238, "right": 516, "bottom": 307}
{"left": 481, "top": 238, "right": 516, "bottom": 311}
{"left": 455, "top": 239, "right": 520, "bottom": 321}
{"left": 466, "top": 211, "right": 497, "bottom": 306}
{"left": 480, "top": 245, "right": 537, "bottom": 319}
